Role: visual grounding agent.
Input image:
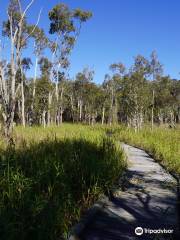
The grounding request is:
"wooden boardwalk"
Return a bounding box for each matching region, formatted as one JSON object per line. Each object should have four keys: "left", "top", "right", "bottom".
{"left": 70, "top": 144, "right": 180, "bottom": 240}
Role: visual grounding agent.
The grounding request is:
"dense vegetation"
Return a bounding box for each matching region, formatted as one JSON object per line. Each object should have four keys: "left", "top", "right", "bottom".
{"left": 0, "top": 125, "right": 126, "bottom": 239}
{"left": 0, "top": 1, "right": 179, "bottom": 138}
{"left": 0, "top": 124, "right": 179, "bottom": 239}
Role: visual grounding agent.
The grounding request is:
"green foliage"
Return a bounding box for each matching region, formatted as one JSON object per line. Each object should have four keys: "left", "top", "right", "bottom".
{"left": 49, "top": 4, "right": 92, "bottom": 34}
{"left": 110, "top": 62, "right": 126, "bottom": 75}
{"left": 2, "top": 0, "right": 21, "bottom": 37}
{"left": 49, "top": 4, "right": 75, "bottom": 34}
{"left": 34, "top": 77, "right": 52, "bottom": 115}
{"left": 38, "top": 57, "right": 52, "bottom": 77}
{"left": 73, "top": 8, "right": 92, "bottom": 22}
{"left": 0, "top": 125, "right": 126, "bottom": 239}
{"left": 32, "top": 27, "right": 49, "bottom": 56}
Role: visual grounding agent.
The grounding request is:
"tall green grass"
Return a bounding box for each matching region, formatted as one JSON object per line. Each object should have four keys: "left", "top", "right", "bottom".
{"left": 114, "top": 125, "right": 180, "bottom": 176}
{"left": 1, "top": 123, "right": 178, "bottom": 239}
{"left": 0, "top": 125, "right": 126, "bottom": 240}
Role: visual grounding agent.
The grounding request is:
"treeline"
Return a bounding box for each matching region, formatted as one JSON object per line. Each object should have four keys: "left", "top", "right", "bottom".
{"left": 0, "top": 1, "right": 180, "bottom": 138}
{"left": 16, "top": 53, "right": 180, "bottom": 131}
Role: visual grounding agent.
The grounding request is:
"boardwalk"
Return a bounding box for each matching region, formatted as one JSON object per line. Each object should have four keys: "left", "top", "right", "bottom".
{"left": 70, "top": 144, "right": 180, "bottom": 240}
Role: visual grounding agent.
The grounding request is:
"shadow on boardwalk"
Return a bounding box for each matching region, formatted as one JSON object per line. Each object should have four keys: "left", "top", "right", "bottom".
{"left": 74, "top": 144, "right": 180, "bottom": 240}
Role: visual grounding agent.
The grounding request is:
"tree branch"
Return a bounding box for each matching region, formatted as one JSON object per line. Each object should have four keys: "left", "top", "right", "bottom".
{"left": 22, "top": 7, "right": 43, "bottom": 44}
{"left": 13, "top": 0, "right": 37, "bottom": 43}
{"left": 17, "top": 0, "right": 22, "bottom": 14}
{"left": 15, "top": 83, "right": 21, "bottom": 97}
{"left": 22, "top": 0, "right": 35, "bottom": 20}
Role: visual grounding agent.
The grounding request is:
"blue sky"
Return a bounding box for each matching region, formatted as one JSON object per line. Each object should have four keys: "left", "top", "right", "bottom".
{"left": 1, "top": 0, "right": 180, "bottom": 83}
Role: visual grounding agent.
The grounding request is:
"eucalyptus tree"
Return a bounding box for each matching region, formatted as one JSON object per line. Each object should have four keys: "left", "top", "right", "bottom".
{"left": 116, "top": 56, "right": 151, "bottom": 130}
{"left": 0, "top": 0, "right": 41, "bottom": 137}
{"left": 0, "top": 58, "right": 8, "bottom": 129}
{"left": 106, "top": 62, "right": 126, "bottom": 125}
{"left": 99, "top": 82, "right": 110, "bottom": 125}
{"left": 167, "top": 79, "right": 180, "bottom": 126}
{"left": 31, "top": 27, "right": 49, "bottom": 114}
{"left": 74, "top": 68, "right": 94, "bottom": 122}
{"left": 34, "top": 57, "right": 52, "bottom": 127}
{"left": 171, "top": 79, "right": 180, "bottom": 124}
{"left": 56, "top": 71, "right": 66, "bottom": 124}
{"left": 171, "top": 80, "right": 180, "bottom": 123}
{"left": 48, "top": 3, "right": 92, "bottom": 124}
{"left": 110, "top": 63, "right": 126, "bottom": 75}
{"left": 102, "top": 74, "right": 113, "bottom": 125}
{"left": 74, "top": 74, "right": 102, "bottom": 125}
{"left": 19, "top": 57, "right": 32, "bottom": 126}
{"left": 149, "top": 50, "right": 163, "bottom": 129}
{"left": 129, "top": 55, "right": 151, "bottom": 130}
{"left": 65, "top": 79, "right": 76, "bottom": 122}
{"left": 154, "top": 76, "right": 180, "bottom": 126}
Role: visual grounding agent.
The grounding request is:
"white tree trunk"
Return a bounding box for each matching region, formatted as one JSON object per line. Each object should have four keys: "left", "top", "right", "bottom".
{"left": 42, "top": 110, "right": 46, "bottom": 128}
{"left": 102, "top": 106, "right": 105, "bottom": 125}
{"left": 151, "top": 90, "right": 154, "bottom": 130}
{"left": 21, "top": 80, "right": 25, "bottom": 127}
{"left": 47, "top": 92, "right": 52, "bottom": 126}
{"left": 79, "top": 99, "right": 82, "bottom": 122}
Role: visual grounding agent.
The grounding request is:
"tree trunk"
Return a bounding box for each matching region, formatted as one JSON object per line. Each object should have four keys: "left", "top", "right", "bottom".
{"left": 87, "top": 113, "right": 91, "bottom": 125}
{"left": 112, "top": 102, "right": 118, "bottom": 124}
{"left": 91, "top": 114, "right": 95, "bottom": 126}
{"left": 70, "top": 95, "right": 75, "bottom": 122}
{"left": 33, "top": 57, "right": 38, "bottom": 100}
{"left": 79, "top": 99, "right": 82, "bottom": 122}
{"left": 102, "top": 106, "right": 105, "bottom": 125}
{"left": 21, "top": 80, "right": 25, "bottom": 127}
{"left": 158, "top": 109, "right": 163, "bottom": 126}
{"left": 138, "top": 109, "right": 143, "bottom": 130}
{"left": 56, "top": 110, "right": 60, "bottom": 126}
{"left": 5, "top": 30, "right": 17, "bottom": 138}
{"left": 133, "top": 113, "right": 138, "bottom": 132}
{"left": 151, "top": 90, "right": 154, "bottom": 130}
{"left": 60, "top": 107, "right": 63, "bottom": 124}
{"left": 31, "top": 56, "right": 38, "bottom": 122}
{"left": 47, "top": 92, "right": 52, "bottom": 126}
{"left": 59, "top": 86, "right": 64, "bottom": 124}
{"left": 4, "top": 101, "right": 16, "bottom": 139}
{"left": 55, "top": 72, "right": 59, "bottom": 126}
{"left": 170, "top": 110, "right": 175, "bottom": 128}
{"left": 42, "top": 110, "right": 46, "bottom": 128}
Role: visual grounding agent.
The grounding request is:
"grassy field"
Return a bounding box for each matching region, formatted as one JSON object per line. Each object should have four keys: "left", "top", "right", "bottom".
{"left": 0, "top": 124, "right": 126, "bottom": 240}
{"left": 113, "top": 125, "right": 180, "bottom": 176}
{"left": 0, "top": 124, "right": 179, "bottom": 239}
